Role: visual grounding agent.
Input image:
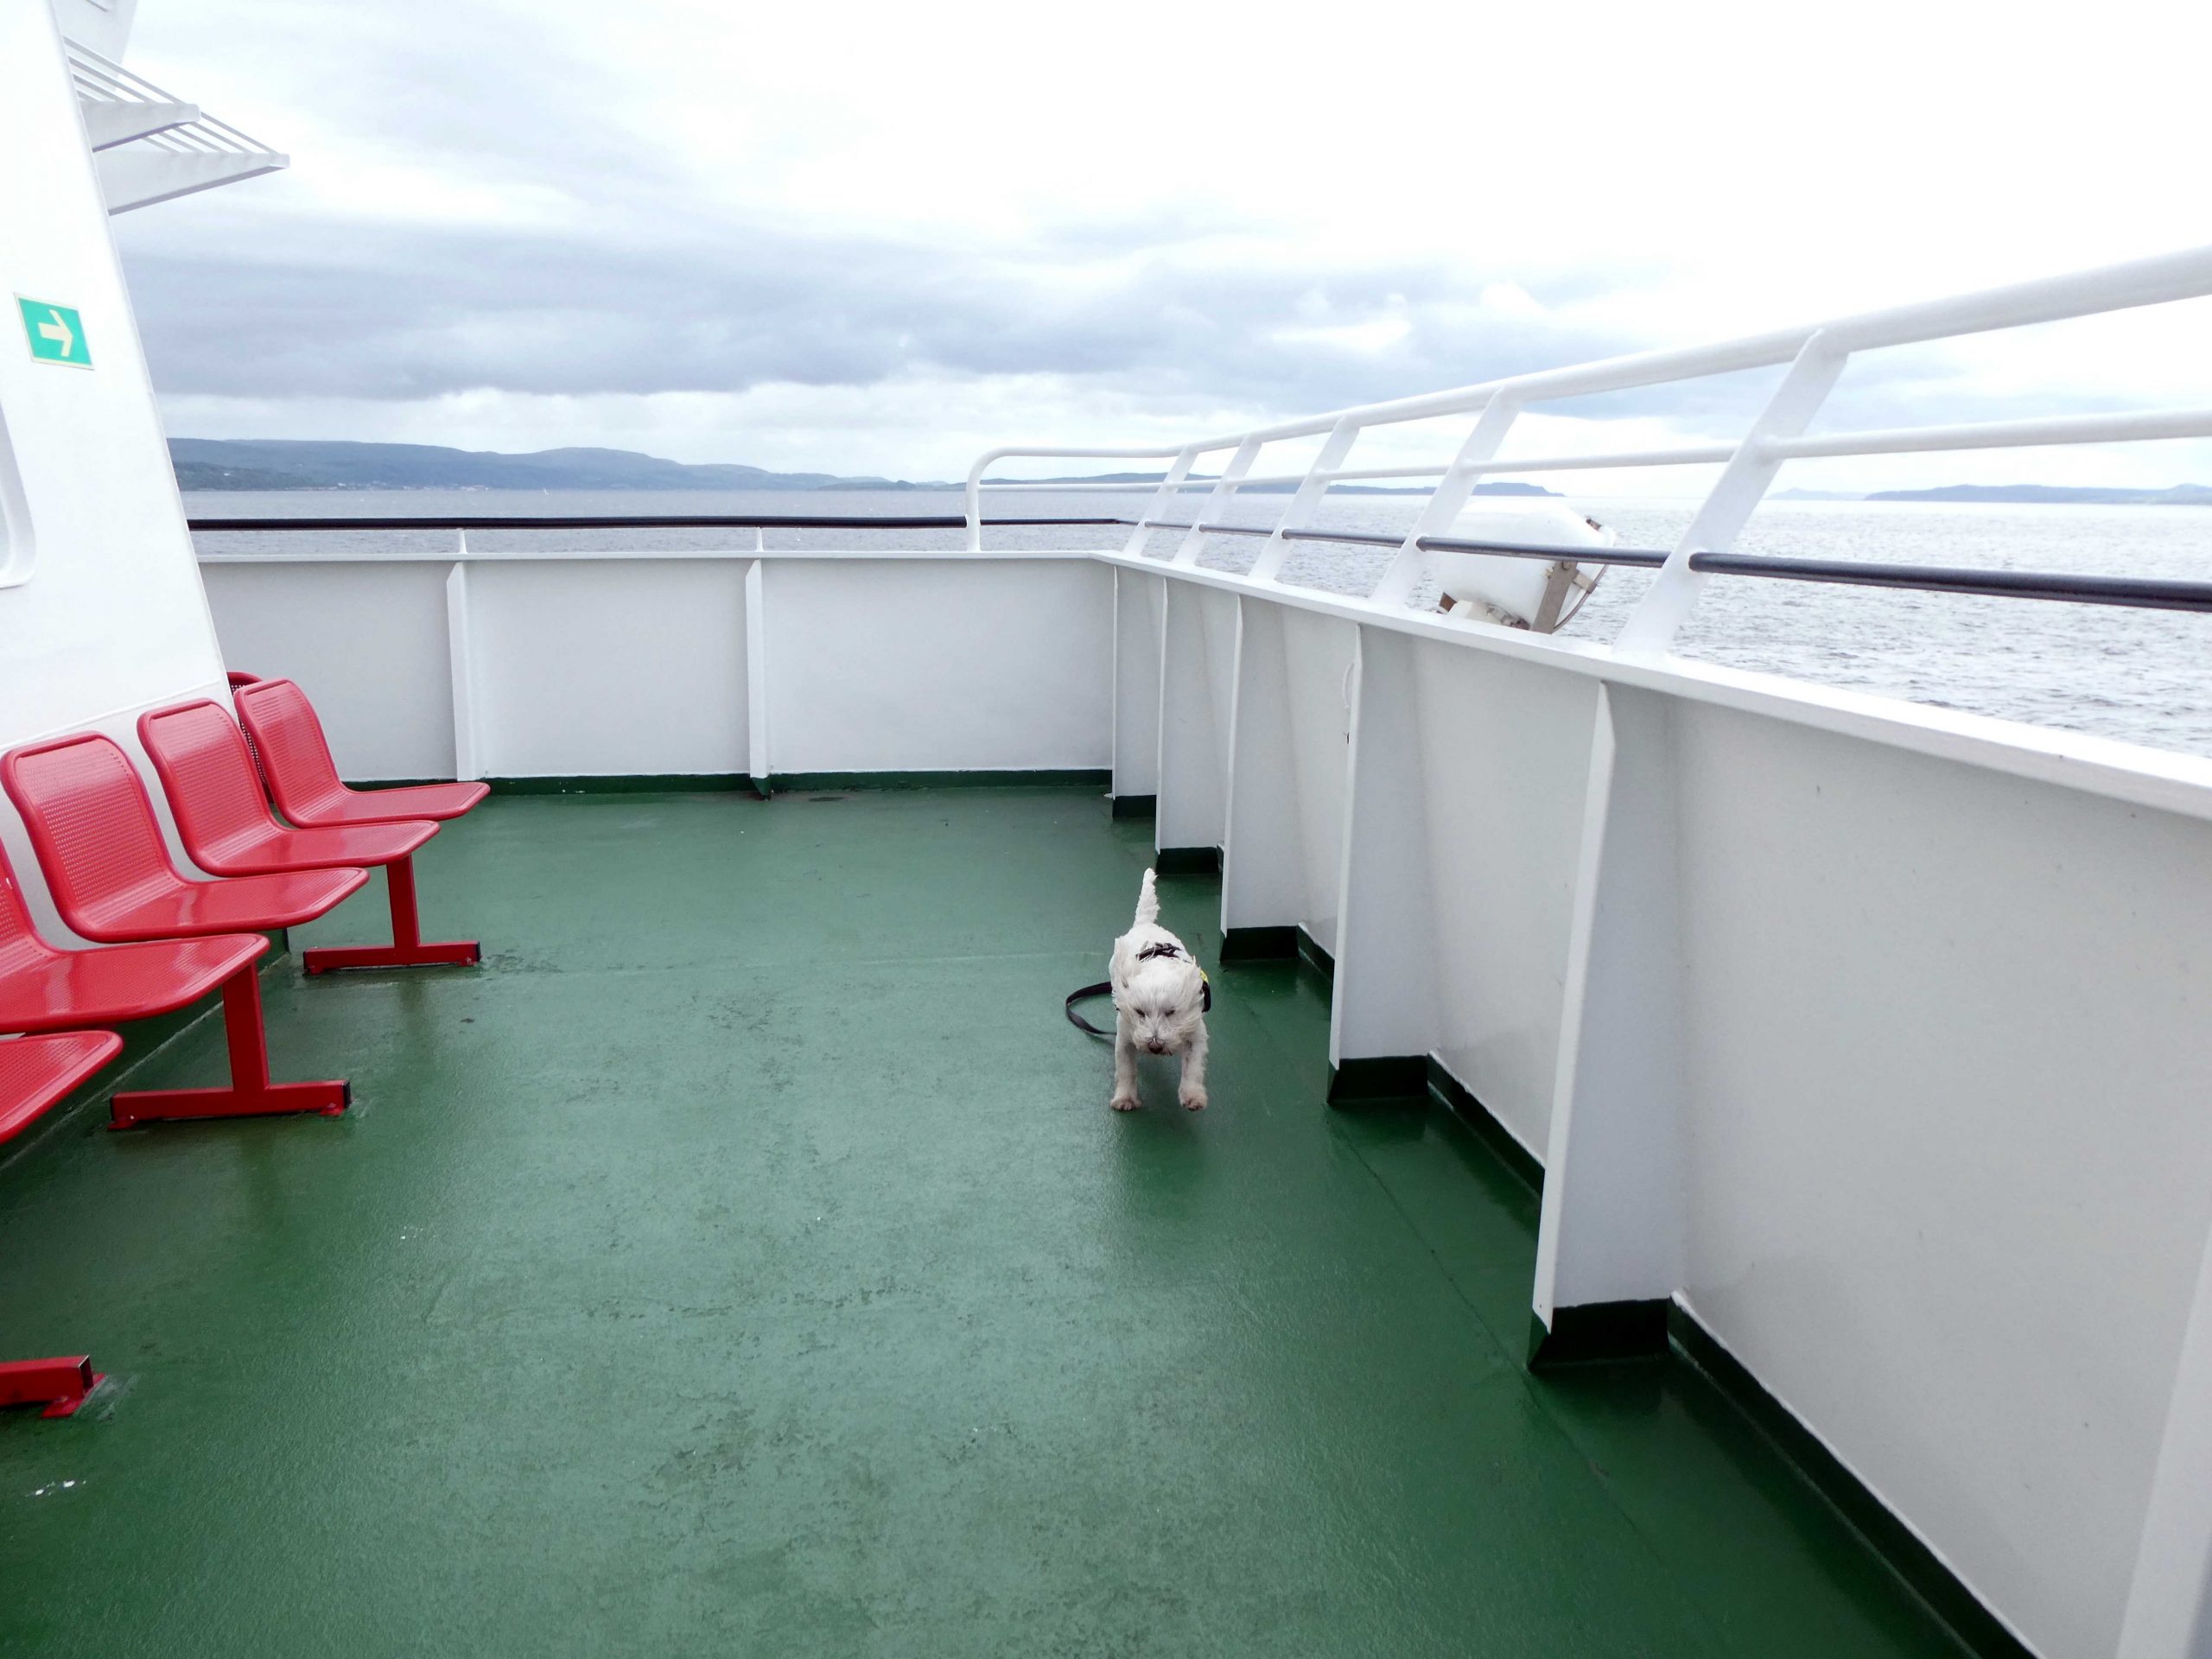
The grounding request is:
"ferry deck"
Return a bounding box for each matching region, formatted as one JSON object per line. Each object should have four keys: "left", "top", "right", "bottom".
{"left": 1, "top": 784, "right": 1974, "bottom": 1656}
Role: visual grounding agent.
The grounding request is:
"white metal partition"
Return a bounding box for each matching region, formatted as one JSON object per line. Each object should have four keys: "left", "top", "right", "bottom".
{"left": 200, "top": 549, "right": 1113, "bottom": 785}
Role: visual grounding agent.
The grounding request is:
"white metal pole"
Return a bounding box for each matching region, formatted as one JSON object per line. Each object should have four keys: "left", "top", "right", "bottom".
{"left": 1251, "top": 417, "right": 1361, "bottom": 584}
{"left": 1125, "top": 445, "right": 1201, "bottom": 560}
{"left": 1617, "top": 335, "right": 1847, "bottom": 652}
{"left": 1174, "top": 435, "right": 1264, "bottom": 566}
{"left": 1369, "top": 397, "right": 1518, "bottom": 608}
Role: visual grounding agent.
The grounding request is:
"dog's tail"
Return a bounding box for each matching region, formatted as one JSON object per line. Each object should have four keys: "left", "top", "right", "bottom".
{"left": 1135, "top": 867, "right": 1160, "bottom": 926}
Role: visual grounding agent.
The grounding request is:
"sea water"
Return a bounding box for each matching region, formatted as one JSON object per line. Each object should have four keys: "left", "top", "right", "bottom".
{"left": 187, "top": 488, "right": 2212, "bottom": 761}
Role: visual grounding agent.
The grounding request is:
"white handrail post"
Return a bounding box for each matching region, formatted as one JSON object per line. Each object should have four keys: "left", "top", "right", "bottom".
{"left": 1369, "top": 397, "right": 1520, "bottom": 608}
{"left": 1124, "top": 445, "right": 1201, "bottom": 559}
{"left": 1618, "top": 334, "right": 1847, "bottom": 652}
{"left": 963, "top": 449, "right": 998, "bottom": 552}
{"left": 1250, "top": 416, "right": 1360, "bottom": 584}
{"left": 1175, "top": 435, "right": 1264, "bottom": 566}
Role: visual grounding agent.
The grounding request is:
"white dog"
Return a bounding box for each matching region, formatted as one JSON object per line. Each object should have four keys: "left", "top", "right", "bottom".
{"left": 1109, "top": 869, "right": 1210, "bottom": 1112}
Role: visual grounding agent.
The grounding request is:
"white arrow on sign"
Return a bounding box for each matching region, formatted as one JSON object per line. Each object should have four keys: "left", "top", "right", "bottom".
{"left": 36, "top": 309, "right": 73, "bottom": 358}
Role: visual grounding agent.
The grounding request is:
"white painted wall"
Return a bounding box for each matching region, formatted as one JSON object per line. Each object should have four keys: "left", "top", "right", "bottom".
{"left": 1112, "top": 569, "right": 1162, "bottom": 799}
{"left": 200, "top": 560, "right": 458, "bottom": 779}
{"left": 1155, "top": 583, "right": 1236, "bottom": 852}
{"left": 0, "top": 3, "right": 228, "bottom": 936}
{"left": 200, "top": 553, "right": 1113, "bottom": 783}
{"left": 1408, "top": 637, "right": 1599, "bottom": 1155}
{"left": 1668, "top": 703, "right": 2212, "bottom": 1659}
{"left": 760, "top": 558, "right": 1110, "bottom": 775}
{"left": 466, "top": 559, "right": 748, "bottom": 779}
{"left": 1219, "top": 596, "right": 1353, "bottom": 952}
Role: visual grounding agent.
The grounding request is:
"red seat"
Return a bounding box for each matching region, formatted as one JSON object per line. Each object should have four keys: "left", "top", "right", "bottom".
{"left": 0, "top": 1029, "right": 120, "bottom": 1146}
{"left": 0, "top": 733, "right": 367, "bottom": 944}
{"left": 139, "top": 702, "right": 476, "bottom": 973}
{"left": 233, "top": 677, "right": 488, "bottom": 826}
{"left": 0, "top": 1029, "right": 123, "bottom": 1416}
{"left": 0, "top": 849, "right": 346, "bottom": 1127}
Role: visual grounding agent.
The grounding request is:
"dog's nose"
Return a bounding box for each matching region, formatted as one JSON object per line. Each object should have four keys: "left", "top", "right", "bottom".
{"left": 1147, "top": 1039, "right": 1166, "bottom": 1054}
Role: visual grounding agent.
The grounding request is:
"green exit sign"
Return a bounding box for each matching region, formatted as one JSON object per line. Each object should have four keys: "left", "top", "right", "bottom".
{"left": 17, "top": 298, "right": 90, "bottom": 368}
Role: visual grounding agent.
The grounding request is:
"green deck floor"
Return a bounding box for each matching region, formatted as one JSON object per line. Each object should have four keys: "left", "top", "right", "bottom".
{"left": 0, "top": 787, "right": 1972, "bottom": 1656}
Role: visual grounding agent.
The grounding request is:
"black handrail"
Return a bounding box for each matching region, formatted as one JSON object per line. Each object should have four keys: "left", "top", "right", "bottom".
{"left": 184, "top": 512, "right": 2212, "bottom": 613}
{"left": 1687, "top": 551, "right": 2212, "bottom": 613}
{"left": 185, "top": 514, "right": 1127, "bottom": 532}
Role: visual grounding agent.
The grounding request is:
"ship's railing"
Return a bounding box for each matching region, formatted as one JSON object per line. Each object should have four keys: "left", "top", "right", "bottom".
{"left": 188, "top": 513, "right": 2212, "bottom": 614}
{"left": 966, "top": 243, "right": 2212, "bottom": 645}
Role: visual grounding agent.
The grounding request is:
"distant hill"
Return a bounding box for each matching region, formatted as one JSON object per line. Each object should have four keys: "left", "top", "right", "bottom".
{"left": 1865, "top": 483, "right": 2212, "bottom": 505}
{"left": 170, "top": 438, "right": 919, "bottom": 493}
{"left": 994, "top": 471, "right": 1557, "bottom": 497}
{"left": 169, "top": 440, "right": 1564, "bottom": 497}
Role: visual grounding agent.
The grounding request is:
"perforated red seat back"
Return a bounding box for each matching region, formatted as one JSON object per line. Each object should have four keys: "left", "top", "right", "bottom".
{"left": 0, "top": 852, "right": 56, "bottom": 981}
{"left": 139, "top": 702, "right": 282, "bottom": 862}
{"left": 232, "top": 678, "right": 349, "bottom": 823}
{"left": 0, "top": 735, "right": 183, "bottom": 933}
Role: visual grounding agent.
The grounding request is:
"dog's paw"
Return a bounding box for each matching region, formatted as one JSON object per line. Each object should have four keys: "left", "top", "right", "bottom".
{"left": 1110, "top": 1092, "right": 1141, "bottom": 1113}
{"left": 1179, "top": 1085, "right": 1208, "bottom": 1112}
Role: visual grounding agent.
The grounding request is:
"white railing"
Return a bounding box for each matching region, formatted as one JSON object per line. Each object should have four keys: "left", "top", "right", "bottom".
{"left": 67, "top": 41, "right": 283, "bottom": 162}
{"left": 967, "top": 243, "right": 2212, "bottom": 645}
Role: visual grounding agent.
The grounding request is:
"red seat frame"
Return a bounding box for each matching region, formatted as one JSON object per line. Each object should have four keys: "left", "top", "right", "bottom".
{"left": 233, "top": 677, "right": 488, "bottom": 826}
{"left": 139, "top": 702, "right": 477, "bottom": 973}
{"left": 0, "top": 1029, "right": 123, "bottom": 1416}
{"left": 0, "top": 847, "right": 346, "bottom": 1127}
{"left": 1, "top": 733, "right": 367, "bottom": 944}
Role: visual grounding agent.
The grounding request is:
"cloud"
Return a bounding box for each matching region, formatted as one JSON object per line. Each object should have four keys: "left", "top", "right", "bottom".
{"left": 122, "top": 211, "right": 1656, "bottom": 415}
{"left": 112, "top": 0, "right": 2212, "bottom": 489}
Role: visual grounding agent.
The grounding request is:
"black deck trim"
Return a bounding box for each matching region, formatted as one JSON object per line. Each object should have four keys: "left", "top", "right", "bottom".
{"left": 489, "top": 773, "right": 752, "bottom": 795}
{"left": 1527, "top": 1300, "right": 1671, "bottom": 1368}
{"left": 1109, "top": 794, "right": 1158, "bottom": 820}
{"left": 1665, "top": 1309, "right": 2036, "bottom": 1659}
{"left": 1326, "top": 1055, "right": 1429, "bottom": 1109}
{"left": 766, "top": 769, "right": 1110, "bottom": 792}
{"left": 1297, "top": 926, "right": 1335, "bottom": 982}
{"left": 1218, "top": 925, "right": 1298, "bottom": 963}
{"left": 1154, "top": 846, "right": 1222, "bottom": 875}
{"left": 1424, "top": 1058, "right": 1541, "bottom": 1192}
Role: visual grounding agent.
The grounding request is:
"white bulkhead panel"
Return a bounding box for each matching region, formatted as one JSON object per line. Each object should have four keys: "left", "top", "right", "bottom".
{"left": 0, "top": 1, "right": 230, "bottom": 928}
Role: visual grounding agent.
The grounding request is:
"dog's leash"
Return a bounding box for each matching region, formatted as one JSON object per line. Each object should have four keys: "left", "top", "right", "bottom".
{"left": 1065, "top": 961, "right": 1211, "bottom": 1039}
{"left": 1065, "top": 982, "right": 1117, "bottom": 1038}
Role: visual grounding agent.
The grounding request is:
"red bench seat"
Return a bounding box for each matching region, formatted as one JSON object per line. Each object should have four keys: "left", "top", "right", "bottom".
{"left": 233, "top": 677, "right": 488, "bottom": 826}
{"left": 1, "top": 733, "right": 366, "bottom": 944}
{"left": 140, "top": 702, "right": 476, "bottom": 973}
{"left": 0, "top": 742, "right": 354, "bottom": 1126}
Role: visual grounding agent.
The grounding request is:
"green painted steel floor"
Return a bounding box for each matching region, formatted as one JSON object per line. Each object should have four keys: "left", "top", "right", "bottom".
{"left": 0, "top": 788, "right": 1969, "bottom": 1657}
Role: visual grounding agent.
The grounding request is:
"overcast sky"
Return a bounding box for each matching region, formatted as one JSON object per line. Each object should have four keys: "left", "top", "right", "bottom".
{"left": 114, "top": 0, "right": 2212, "bottom": 493}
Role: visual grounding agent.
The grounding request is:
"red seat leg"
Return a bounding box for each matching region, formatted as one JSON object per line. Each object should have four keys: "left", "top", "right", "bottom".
{"left": 302, "top": 855, "right": 480, "bottom": 974}
{"left": 110, "top": 968, "right": 348, "bottom": 1128}
{"left": 0, "top": 1355, "right": 103, "bottom": 1418}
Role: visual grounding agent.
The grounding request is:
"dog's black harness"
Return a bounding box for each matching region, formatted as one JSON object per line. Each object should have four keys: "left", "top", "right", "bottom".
{"left": 1065, "top": 944, "right": 1211, "bottom": 1039}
